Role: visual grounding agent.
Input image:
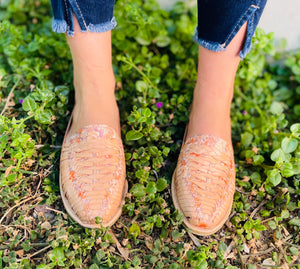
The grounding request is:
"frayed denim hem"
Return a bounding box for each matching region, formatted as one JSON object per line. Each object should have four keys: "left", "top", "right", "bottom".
{"left": 239, "top": 42, "right": 251, "bottom": 59}
{"left": 194, "top": 2, "right": 259, "bottom": 60}
{"left": 52, "top": 18, "right": 75, "bottom": 36}
{"left": 51, "top": 17, "right": 117, "bottom": 37}
{"left": 86, "top": 17, "right": 117, "bottom": 33}
{"left": 52, "top": 19, "right": 68, "bottom": 34}
{"left": 193, "top": 28, "right": 226, "bottom": 53}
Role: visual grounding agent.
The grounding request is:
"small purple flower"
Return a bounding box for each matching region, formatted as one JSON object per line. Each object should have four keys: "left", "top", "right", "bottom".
{"left": 19, "top": 99, "right": 23, "bottom": 104}
{"left": 156, "top": 102, "right": 163, "bottom": 109}
{"left": 242, "top": 110, "right": 247, "bottom": 115}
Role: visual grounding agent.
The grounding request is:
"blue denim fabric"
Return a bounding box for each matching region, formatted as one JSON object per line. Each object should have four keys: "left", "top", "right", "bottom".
{"left": 50, "top": 0, "right": 116, "bottom": 36}
{"left": 196, "top": 0, "right": 267, "bottom": 59}
{"left": 50, "top": 0, "right": 266, "bottom": 58}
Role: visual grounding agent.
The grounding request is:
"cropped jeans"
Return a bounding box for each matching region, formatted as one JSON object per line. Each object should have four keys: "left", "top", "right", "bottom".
{"left": 50, "top": 0, "right": 267, "bottom": 59}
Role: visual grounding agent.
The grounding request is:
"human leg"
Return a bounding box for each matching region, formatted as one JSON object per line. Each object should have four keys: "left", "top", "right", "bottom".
{"left": 188, "top": 0, "right": 267, "bottom": 142}
{"left": 50, "top": 0, "right": 127, "bottom": 228}
{"left": 172, "top": 0, "right": 267, "bottom": 235}
{"left": 66, "top": 19, "right": 120, "bottom": 137}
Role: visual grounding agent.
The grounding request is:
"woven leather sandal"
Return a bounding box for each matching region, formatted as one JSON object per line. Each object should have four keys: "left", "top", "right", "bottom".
{"left": 172, "top": 134, "right": 235, "bottom": 235}
{"left": 60, "top": 115, "right": 127, "bottom": 228}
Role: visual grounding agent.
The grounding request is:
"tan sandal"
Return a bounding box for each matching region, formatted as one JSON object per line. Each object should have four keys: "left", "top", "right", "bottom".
{"left": 60, "top": 114, "right": 127, "bottom": 228}
{"left": 172, "top": 134, "right": 235, "bottom": 236}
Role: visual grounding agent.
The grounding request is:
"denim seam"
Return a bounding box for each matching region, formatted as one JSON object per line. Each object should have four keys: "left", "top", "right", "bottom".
{"left": 239, "top": 0, "right": 261, "bottom": 59}
{"left": 222, "top": 3, "right": 260, "bottom": 48}
{"left": 63, "top": 0, "right": 70, "bottom": 30}
{"left": 72, "top": 0, "right": 87, "bottom": 30}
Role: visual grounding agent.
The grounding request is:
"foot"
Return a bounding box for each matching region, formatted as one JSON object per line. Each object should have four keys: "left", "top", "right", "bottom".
{"left": 66, "top": 72, "right": 121, "bottom": 139}
{"left": 60, "top": 74, "right": 127, "bottom": 228}
{"left": 172, "top": 134, "right": 235, "bottom": 235}
{"left": 60, "top": 122, "right": 127, "bottom": 228}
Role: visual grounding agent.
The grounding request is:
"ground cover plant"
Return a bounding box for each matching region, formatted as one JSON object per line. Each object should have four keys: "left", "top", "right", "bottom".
{"left": 0, "top": 0, "right": 299, "bottom": 268}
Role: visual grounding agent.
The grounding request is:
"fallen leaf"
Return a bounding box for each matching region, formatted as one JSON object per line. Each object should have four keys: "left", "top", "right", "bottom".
{"left": 145, "top": 240, "right": 154, "bottom": 251}
{"left": 262, "top": 258, "right": 276, "bottom": 266}
{"left": 15, "top": 249, "right": 24, "bottom": 258}
{"left": 108, "top": 230, "right": 129, "bottom": 260}
{"left": 41, "top": 221, "right": 51, "bottom": 230}
{"left": 4, "top": 166, "right": 15, "bottom": 178}
{"left": 243, "top": 243, "right": 250, "bottom": 254}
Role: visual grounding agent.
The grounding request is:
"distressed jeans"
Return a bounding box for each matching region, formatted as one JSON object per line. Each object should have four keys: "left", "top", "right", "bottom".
{"left": 50, "top": 0, "right": 267, "bottom": 59}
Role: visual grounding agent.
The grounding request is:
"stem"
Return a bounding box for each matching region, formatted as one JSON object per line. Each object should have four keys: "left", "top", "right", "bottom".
{"left": 0, "top": 167, "right": 36, "bottom": 175}
{"left": 20, "top": 114, "right": 34, "bottom": 123}
{"left": 120, "top": 57, "right": 160, "bottom": 98}
{"left": 235, "top": 86, "right": 249, "bottom": 101}
{"left": 0, "top": 77, "right": 21, "bottom": 116}
{"left": 273, "top": 132, "right": 300, "bottom": 140}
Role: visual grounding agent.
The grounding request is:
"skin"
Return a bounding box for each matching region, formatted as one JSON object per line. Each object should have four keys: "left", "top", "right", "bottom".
{"left": 66, "top": 15, "right": 120, "bottom": 138}
{"left": 66, "top": 15, "right": 247, "bottom": 145}
{"left": 187, "top": 22, "right": 248, "bottom": 144}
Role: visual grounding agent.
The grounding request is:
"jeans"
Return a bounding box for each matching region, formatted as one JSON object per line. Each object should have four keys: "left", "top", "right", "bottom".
{"left": 50, "top": 0, "right": 267, "bottom": 59}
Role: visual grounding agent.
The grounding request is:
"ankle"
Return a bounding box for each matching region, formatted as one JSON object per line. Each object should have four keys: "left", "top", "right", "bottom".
{"left": 69, "top": 98, "right": 120, "bottom": 136}
{"left": 74, "top": 70, "right": 115, "bottom": 93}
{"left": 194, "top": 82, "right": 234, "bottom": 107}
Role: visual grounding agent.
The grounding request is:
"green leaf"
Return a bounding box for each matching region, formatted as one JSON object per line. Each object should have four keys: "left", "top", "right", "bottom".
{"left": 244, "top": 221, "right": 253, "bottom": 230}
{"left": 129, "top": 223, "right": 140, "bottom": 240}
{"left": 155, "top": 35, "right": 171, "bottom": 47}
{"left": 126, "top": 130, "right": 143, "bottom": 141}
{"left": 35, "top": 109, "right": 53, "bottom": 124}
{"left": 197, "top": 260, "right": 208, "bottom": 269}
{"left": 270, "top": 148, "right": 287, "bottom": 163}
{"left": 171, "top": 230, "right": 183, "bottom": 240}
{"left": 270, "top": 101, "right": 284, "bottom": 115}
{"left": 281, "top": 137, "right": 298, "bottom": 153}
{"left": 49, "top": 247, "right": 66, "bottom": 266}
{"left": 132, "top": 256, "right": 141, "bottom": 266}
{"left": 281, "top": 210, "right": 289, "bottom": 219}
{"left": 153, "top": 239, "right": 161, "bottom": 250}
{"left": 146, "top": 181, "right": 157, "bottom": 194}
{"left": 22, "top": 96, "right": 37, "bottom": 112}
{"left": 250, "top": 172, "right": 261, "bottom": 185}
{"left": 289, "top": 246, "right": 299, "bottom": 256}
{"left": 253, "top": 155, "right": 264, "bottom": 165}
{"left": 136, "top": 80, "right": 148, "bottom": 93}
{"left": 130, "top": 183, "right": 146, "bottom": 197}
{"left": 142, "top": 108, "right": 152, "bottom": 117}
{"left": 146, "top": 255, "right": 158, "bottom": 264}
{"left": 218, "top": 241, "right": 227, "bottom": 252}
{"left": 241, "top": 132, "right": 253, "bottom": 147}
{"left": 156, "top": 178, "right": 167, "bottom": 192}
{"left": 19, "top": 133, "right": 31, "bottom": 144}
{"left": 254, "top": 224, "right": 267, "bottom": 232}
{"left": 268, "top": 169, "right": 282, "bottom": 186}
{"left": 135, "top": 32, "right": 151, "bottom": 46}
{"left": 40, "top": 89, "right": 55, "bottom": 102}
{"left": 281, "top": 163, "right": 294, "bottom": 177}
{"left": 289, "top": 218, "right": 300, "bottom": 227}
{"left": 268, "top": 220, "right": 277, "bottom": 230}
{"left": 290, "top": 123, "right": 300, "bottom": 134}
